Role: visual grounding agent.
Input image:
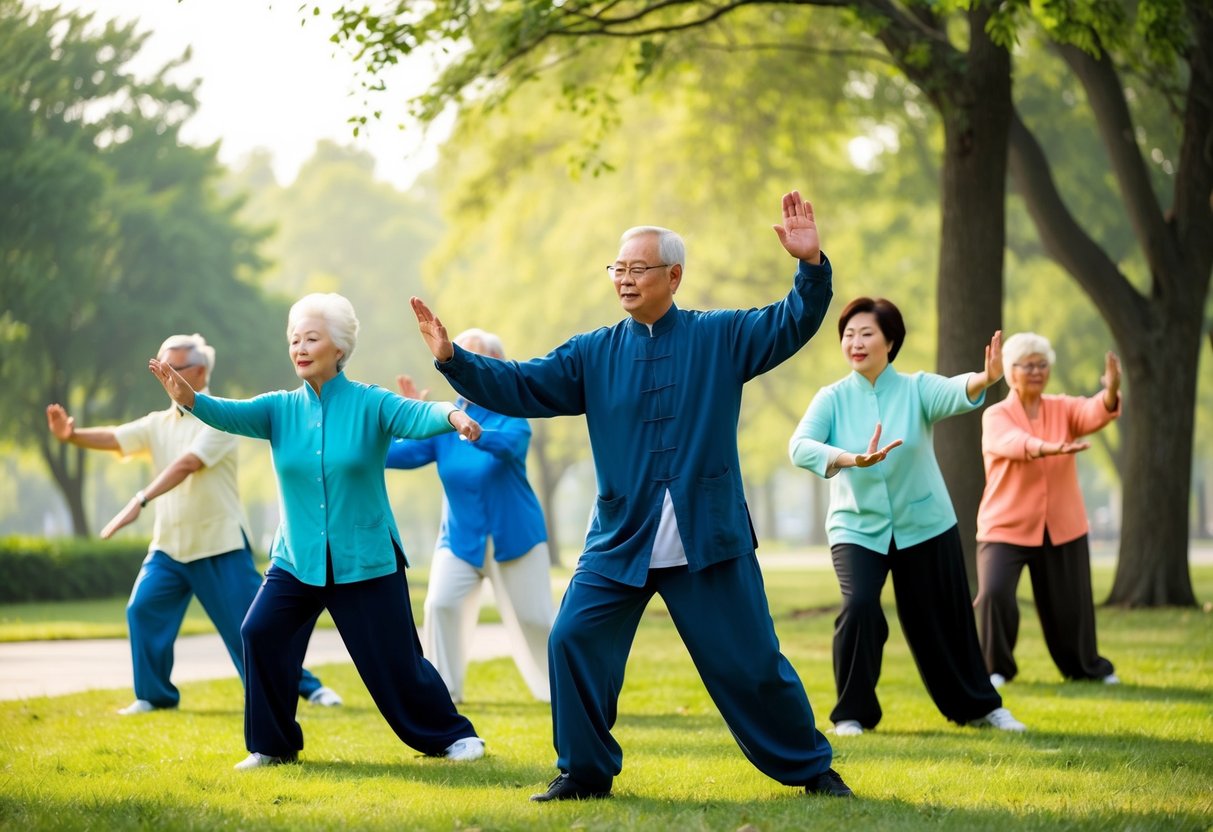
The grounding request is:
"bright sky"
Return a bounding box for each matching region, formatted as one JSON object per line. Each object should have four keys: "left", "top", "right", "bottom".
{"left": 50, "top": 0, "right": 449, "bottom": 189}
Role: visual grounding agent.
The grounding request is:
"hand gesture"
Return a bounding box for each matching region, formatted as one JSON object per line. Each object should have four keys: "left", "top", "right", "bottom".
{"left": 849, "top": 423, "right": 904, "bottom": 469}
{"left": 396, "top": 374, "right": 429, "bottom": 401}
{"left": 984, "top": 330, "right": 1004, "bottom": 385}
{"left": 148, "top": 359, "right": 196, "bottom": 410}
{"left": 450, "top": 410, "right": 481, "bottom": 442}
{"left": 46, "top": 404, "right": 75, "bottom": 442}
{"left": 772, "top": 190, "right": 821, "bottom": 264}
{"left": 1039, "top": 441, "right": 1091, "bottom": 457}
{"left": 100, "top": 499, "right": 141, "bottom": 539}
{"left": 411, "top": 297, "right": 454, "bottom": 362}
{"left": 1101, "top": 351, "right": 1121, "bottom": 392}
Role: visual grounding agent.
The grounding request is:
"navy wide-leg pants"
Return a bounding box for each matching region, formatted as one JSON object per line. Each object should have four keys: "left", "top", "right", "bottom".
{"left": 240, "top": 554, "right": 477, "bottom": 758}
{"left": 547, "top": 555, "right": 833, "bottom": 791}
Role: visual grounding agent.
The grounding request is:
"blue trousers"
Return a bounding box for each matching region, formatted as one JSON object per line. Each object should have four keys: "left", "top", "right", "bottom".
{"left": 126, "top": 548, "right": 323, "bottom": 708}
{"left": 240, "top": 554, "right": 477, "bottom": 757}
{"left": 548, "top": 555, "right": 833, "bottom": 791}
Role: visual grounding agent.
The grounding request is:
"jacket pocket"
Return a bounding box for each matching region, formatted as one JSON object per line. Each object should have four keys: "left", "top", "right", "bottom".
{"left": 697, "top": 469, "right": 746, "bottom": 552}
{"left": 353, "top": 516, "right": 394, "bottom": 571}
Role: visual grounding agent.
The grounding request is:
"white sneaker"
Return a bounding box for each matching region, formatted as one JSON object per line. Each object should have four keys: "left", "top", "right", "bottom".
{"left": 117, "top": 699, "right": 159, "bottom": 715}
{"left": 970, "top": 707, "right": 1027, "bottom": 732}
{"left": 307, "top": 686, "right": 343, "bottom": 707}
{"left": 234, "top": 752, "right": 297, "bottom": 771}
{"left": 832, "top": 720, "right": 864, "bottom": 736}
{"left": 1102, "top": 673, "right": 1121, "bottom": 685}
{"left": 989, "top": 673, "right": 1007, "bottom": 688}
{"left": 443, "top": 737, "right": 485, "bottom": 761}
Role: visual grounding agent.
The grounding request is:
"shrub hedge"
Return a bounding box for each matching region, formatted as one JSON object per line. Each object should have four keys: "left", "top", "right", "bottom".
{"left": 0, "top": 536, "right": 150, "bottom": 603}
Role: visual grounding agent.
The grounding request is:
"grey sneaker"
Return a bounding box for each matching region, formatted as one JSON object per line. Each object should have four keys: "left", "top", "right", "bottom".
{"left": 234, "top": 752, "right": 298, "bottom": 770}
{"left": 443, "top": 737, "right": 485, "bottom": 761}
{"left": 307, "top": 686, "right": 343, "bottom": 707}
{"left": 832, "top": 720, "right": 864, "bottom": 736}
{"left": 990, "top": 673, "right": 1007, "bottom": 688}
{"left": 117, "top": 699, "right": 169, "bottom": 715}
{"left": 970, "top": 707, "right": 1026, "bottom": 732}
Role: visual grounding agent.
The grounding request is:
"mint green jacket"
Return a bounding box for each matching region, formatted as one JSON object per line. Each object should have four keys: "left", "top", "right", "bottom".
{"left": 191, "top": 372, "right": 457, "bottom": 585}
{"left": 789, "top": 364, "right": 982, "bottom": 553}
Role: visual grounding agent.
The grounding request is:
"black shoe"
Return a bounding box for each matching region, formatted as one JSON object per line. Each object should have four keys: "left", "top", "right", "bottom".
{"left": 804, "top": 767, "right": 854, "bottom": 797}
{"left": 530, "top": 773, "right": 612, "bottom": 802}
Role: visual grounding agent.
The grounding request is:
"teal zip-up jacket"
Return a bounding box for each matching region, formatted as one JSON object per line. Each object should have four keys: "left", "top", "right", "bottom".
{"left": 190, "top": 372, "right": 457, "bottom": 586}
{"left": 788, "top": 364, "right": 982, "bottom": 553}
{"left": 436, "top": 256, "right": 832, "bottom": 587}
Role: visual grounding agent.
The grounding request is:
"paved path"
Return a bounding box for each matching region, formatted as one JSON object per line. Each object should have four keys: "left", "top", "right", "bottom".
{"left": 0, "top": 624, "right": 511, "bottom": 702}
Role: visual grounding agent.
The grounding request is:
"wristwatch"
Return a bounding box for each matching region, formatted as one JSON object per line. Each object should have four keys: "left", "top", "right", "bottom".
{"left": 136, "top": 490, "right": 149, "bottom": 508}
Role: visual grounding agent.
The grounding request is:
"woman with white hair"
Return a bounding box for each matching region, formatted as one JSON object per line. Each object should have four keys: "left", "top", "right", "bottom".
{"left": 975, "top": 332, "right": 1121, "bottom": 687}
{"left": 148, "top": 293, "right": 487, "bottom": 769}
{"left": 387, "top": 327, "right": 553, "bottom": 704}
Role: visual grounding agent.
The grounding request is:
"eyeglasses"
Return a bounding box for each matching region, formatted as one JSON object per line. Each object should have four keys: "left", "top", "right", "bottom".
{"left": 1013, "top": 362, "right": 1050, "bottom": 373}
{"left": 168, "top": 363, "right": 199, "bottom": 372}
{"left": 606, "top": 263, "right": 671, "bottom": 279}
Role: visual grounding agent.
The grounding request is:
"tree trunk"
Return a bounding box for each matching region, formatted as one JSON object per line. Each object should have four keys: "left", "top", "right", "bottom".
{"left": 930, "top": 8, "right": 1012, "bottom": 592}
{"left": 38, "top": 433, "right": 89, "bottom": 537}
{"left": 1107, "top": 328, "right": 1200, "bottom": 606}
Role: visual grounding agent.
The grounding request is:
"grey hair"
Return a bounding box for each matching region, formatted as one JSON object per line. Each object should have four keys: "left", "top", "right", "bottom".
{"left": 620, "top": 225, "right": 686, "bottom": 269}
{"left": 454, "top": 328, "right": 506, "bottom": 359}
{"left": 158, "top": 333, "right": 216, "bottom": 383}
{"left": 287, "top": 293, "right": 359, "bottom": 372}
{"left": 1003, "top": 332, "right": 1057, "bottom": 378}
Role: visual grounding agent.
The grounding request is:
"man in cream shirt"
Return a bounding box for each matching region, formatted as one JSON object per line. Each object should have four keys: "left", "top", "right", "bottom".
{"left": 46, "top": 334, "right": 341, "bottom": 714}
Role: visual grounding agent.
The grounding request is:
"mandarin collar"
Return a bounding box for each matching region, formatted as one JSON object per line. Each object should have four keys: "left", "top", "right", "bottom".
{"left": 849, "top": 362, "right": 899, "bottom": 391}
{"left": 627, "top": 303, "right": 679, "bottom": 338}
{"left": 303, "top": 370, "right": 351, "bottom": 402}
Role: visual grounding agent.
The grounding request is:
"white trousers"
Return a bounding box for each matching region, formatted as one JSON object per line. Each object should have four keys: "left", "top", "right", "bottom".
{"left": 422, "top": 541, "right": 553, "bottom": 702}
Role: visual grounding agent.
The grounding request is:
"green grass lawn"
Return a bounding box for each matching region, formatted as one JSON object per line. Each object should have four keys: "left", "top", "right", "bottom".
{"left": 1, "top": 563, "right": 1210, "bottom": 831}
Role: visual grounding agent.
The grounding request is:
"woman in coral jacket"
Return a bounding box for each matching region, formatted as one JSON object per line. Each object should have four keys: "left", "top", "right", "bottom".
{"left": 974, "top": 332, "right": 1121, "bottom": 688}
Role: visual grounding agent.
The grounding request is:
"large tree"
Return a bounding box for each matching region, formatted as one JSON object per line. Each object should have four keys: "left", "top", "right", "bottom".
{"left": 0, "top": 1, "right": 286, "bottom": 535}
{"left": 324, "top": 0, "right": 1209, "bottom": 605}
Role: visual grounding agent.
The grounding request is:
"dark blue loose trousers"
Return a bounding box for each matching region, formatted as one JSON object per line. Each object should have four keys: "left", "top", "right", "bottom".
{"left": 126, "top": 547, "right": 322, "bottom": 708}
{"left": 240, "top": 554, "right": 477, "bottom": 758}
{"left": 548, "top": 554, "right": 833, "bottom": 791}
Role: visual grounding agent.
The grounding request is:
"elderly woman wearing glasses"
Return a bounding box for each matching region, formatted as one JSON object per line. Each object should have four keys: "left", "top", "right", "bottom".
{"left": 975, "top": 333, "right": 1121, "bottom": 688}
{"left": 148, "top": 293, "right": 485, "bottom": 770}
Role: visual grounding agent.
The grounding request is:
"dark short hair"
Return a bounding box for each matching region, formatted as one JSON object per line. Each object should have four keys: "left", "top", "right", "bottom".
{"left": 837, "top": 297, "right": 906, "bottom": 362}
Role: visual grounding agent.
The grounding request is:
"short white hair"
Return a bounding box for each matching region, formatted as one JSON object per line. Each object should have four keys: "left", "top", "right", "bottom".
{"left": 1003, "top": 332, "right": 1057, "bottom": 377}
{"left": 454, "top": 328, "right": 506, "bottom": 359}
{"left": 620, "top": 226, "right": 686, "bottom": 269}
{"left": 287, "top": 293, "right": 359, "bottom": 372}
{"left": 158, "top": 333, "right": 215, "bottom": 383}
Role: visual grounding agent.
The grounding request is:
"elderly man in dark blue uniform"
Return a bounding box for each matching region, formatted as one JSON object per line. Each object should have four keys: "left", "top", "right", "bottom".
{"left": 410, "top": 191, "right": 851, "bottom": 801}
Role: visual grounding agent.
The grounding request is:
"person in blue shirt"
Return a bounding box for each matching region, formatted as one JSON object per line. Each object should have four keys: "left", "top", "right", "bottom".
{"left": 148, "top": 292, "right": 486, "bottom": 770}
{"left": 411, "top": 191, "right": 853, "bottom": 801}
{"left": 386, "top": 327, "right": 553, "bottom": 704}
{"left": 789, "top": 296, "right": 1026, "bottom": 736}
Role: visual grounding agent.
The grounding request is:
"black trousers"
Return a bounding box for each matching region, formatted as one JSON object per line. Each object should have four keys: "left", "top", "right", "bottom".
{"left": 830, "top": 526, "right": 1001, "bottom": 728}
{"left": 240, "top": 550, "right": 477, "bottom": 758}
{"left": 975, "top": 532, "right": 1114, "bottom": 683}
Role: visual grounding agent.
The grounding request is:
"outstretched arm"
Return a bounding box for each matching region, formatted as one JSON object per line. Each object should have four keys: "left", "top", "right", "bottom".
{"left": 966, "top": 330, "right": 1004, "bottom": 401}
{"left": 46, "top": 404, "right": 119, "bottom": 451}
{"left": 100, "top": 452, "right": 205, "bottom": 539}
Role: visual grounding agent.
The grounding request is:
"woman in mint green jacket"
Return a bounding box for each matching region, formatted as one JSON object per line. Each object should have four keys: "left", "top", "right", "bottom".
{"left": 789, "top": 296, "right": 1025, "bottom": 736}
{"left": 149, "top": 293, "right": 486, "bottom": 770}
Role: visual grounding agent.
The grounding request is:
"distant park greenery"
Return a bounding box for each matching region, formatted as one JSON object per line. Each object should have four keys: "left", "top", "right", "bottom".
{"left": 0, "top": 0, "right": 290, "bottom": 536}
{"left": 0, "top": 536, "right": 148, "bottom": 604}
